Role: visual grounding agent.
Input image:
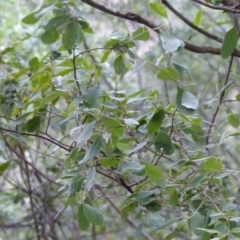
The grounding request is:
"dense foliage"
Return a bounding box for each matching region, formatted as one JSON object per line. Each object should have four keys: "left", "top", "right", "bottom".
{"left": 1, "top": 0, "right": 240, "bottom": 239}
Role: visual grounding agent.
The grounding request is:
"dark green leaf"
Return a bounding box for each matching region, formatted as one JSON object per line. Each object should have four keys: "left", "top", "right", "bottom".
{"left": 148, "top": 109, "right": 165, "bottom": 134}
{"left": 78, "top": 204, "right": 90, "bottom": 230}
{"left": 144, "top": 162, "right": 166, "bottom": 188}
{"left": 84, "top": 85, "right": 101, "bottom": 108}
{"left": 62, "top": 20, "right": 81, "bottom": 50}
{"left": 83, "top": 204, "right": 104, "bottom": 225}
{"left": 68, "top": 178, "right": 84, "bottom": 198}
{"left": 114, "top": 55, "right": 127, "bottom": 75}
{"left": 228, "top": 114, "right": 240, "bottom": 128}
{"left": 41, "top": 30, "right": 59, "bottom": 44}
{"left": 44, "top": 15, "right": 70, "bottom": 31}
{"left": 221, "top": 27, "right": 238, "bottom": 59}
{"left": 0, "top": 161, "right": 11, "bottom": 176}
{"left": 80, "top": 136, "right": 102, "bottom": 164}
{"left": 26, "top": 116, "right": 41, "bottom": 132}
{"left": 154, "top": 130, "right": 174, "bottom": 155}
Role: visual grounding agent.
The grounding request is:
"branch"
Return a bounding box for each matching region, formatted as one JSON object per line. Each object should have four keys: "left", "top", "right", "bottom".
{"left": 1, "top": 128, "right": 71, "bottom": 152}
{"left": 81, "top": 0, "right": 240, "bottom": 57}
{"left": 205, "top": 55, "right": 234, "bottom": 146}
{"left": 162, "top": 0, "right": 222, "bottom": 43}
{"left": 192, "top": 0, "right": 240, "bottom": 13}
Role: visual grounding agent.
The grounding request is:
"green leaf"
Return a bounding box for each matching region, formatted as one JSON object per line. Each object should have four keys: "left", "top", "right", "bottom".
{"left": 36, "top": 91, "right": 63, "bottom": 109}
{"left": 84, "top": 85, "right": 101, "bottom": 108}
{"left": 134, "top": 223, "right": 144, "bottom": 238}
{"left": 63, "top": 147, "right": 79, "bottom": 169}
{"left": 22, "top": 12, "right": 41, "bottom": 24}
{"left": 176, "top": 87, "right": 196, "bottom": 115}
{"left": 171, "top": 61, "right": 192, "bottom": 80}
{"left": 83, "top": 204, "right": 104, "bottom": 225}
{"left": 194, "top": 10, "right": 202, "bottom": 26}
{"left": 154, "top": 217, "right": 182, "bottom": 231}
{"left": 132, "top": 27, "right": 150, "bottom": 41}
{"left": 144, "top": 162, "right": 166, "bottom": 188}
{"left": 149, "top": 2, "right": 168, "bottom": 19}
{"left": 157, "top": 67, "right": 178, "bottom": 81}
{"left": 154, "top": 130, "right": 174, "bottom": 155}
{"left": 202, "top": 157, "right": 222, "bottom": 173}
{"left": 182, "top": 91, "right": 199, "bottom": 110}
{"left": 159, "top": 32, "right": 185, "bottom": 53}
{"left": 236, "top": 94, "right": 240, "bottom": 101}
{"left": 190, "top": 213, "right": 207, "bottom": 236}
{"left": 98, "top": 158, "right": 119, "bottom": 167}
{"left": 80, "top": 136, "right": 102, "bottom": 164}
{"left": 44, "top": 15, "right": 70, "bottom": 31}
{"left": 228, "top": 114, "right": 240, "bottom": 128}
{"left": 70, "top": 121, "right": 96, "bottom": 147}
{"left": 62, "top": 20, "right": 81, "bottom": 50}
{"left": 50, "top": 51, "right": 62, "bottom": 60}
{"left": 147, "top": 214, "right": 165, "bottom": 226}
{"left": 41, "top": 30, "right": 59, "bottom": 44}
{"left": 114, "top": 55, "right": 127, "bottom": 75}
{"left": 148, "top": 109, "right": 165, "bottom": 134}
{"left": 221, "top": 27, "right": 238, "bottom": 59}
{"left": 68, "top": 178, "right": 84, "bottom": 198}
{"left": 85, "top": 166, "right": 96, "bottom": 191}
{"left": 0, "top": 161, "right": 11, "bottom": 176}
{"left": 78, "top": 204, "right": 90, "bottom": 230}
{"left": 26, "top": 116, "right": 41, "bottom": 132}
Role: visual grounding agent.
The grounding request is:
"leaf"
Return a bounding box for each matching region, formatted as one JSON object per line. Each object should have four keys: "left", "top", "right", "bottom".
{"left": 154, "top": 217, "right": 182, "bottom": 231}
{"left": 154, "top": 130, "right": 174, "bottom": 155}
{"left": 127, "top": 141, "right": 147, "bottom": 155}
{"left": 98, "top": 158, "right": 119, "bottom": 167}
{"left": 83, "top": 204, "right": 104, "bottom": 225}
{"left": 41, "top": 30, "right": 59, "bottom": 44}
{"left": 221, "top": 27, "right": 238, "bottom": 59}
{"left": 68, "top": 178, "right": 84, "bottom": 198}
{"left": 78, "top": 204, "right": 90, "bottom": 230}
{"left": 182, "top": 91, "right": 199, "bottom": 110}
{"left": 44, "top": 15, "right": 70, "bottom": 31}
{"left": 124, "top": 118, "right": 139, "bottom": 125}
{"left": 22, "top": 12, "right": 41, "bottom": 24}
{"left": 84, "top": 85, "right": 101, "bottom": 108}
{"left": 70, "top": 121, "right": 96, "bottom": 147}
{"left": 149, "top": 2, "right": 168, "bottom": 19}
{"left": 171, "top": 61, "right": 192, "bottom": 79}
{"left": 132, "top": 27, "right": 150, "bottom": 41}
{"left": 85, "top": 166, "right": 96, "bottom": 191}
{"left": 36, "top": 91, "right": 63, "bottom": 109}
{"left": 26, "top": 116, "right": 41, "bottom": 132}
{"left": 194, "top": 10, "right": 202, "bottom": 26}
{"left": 114, "top": 55, "right": 127, "bottom": 75}
{"left": 228, "top": 114, "right": 240, "bottom": 128}
{"left": 176, "top": 87, "right": 196, "bottom": 115}
{"left": 159, "top": 32, "right": 185, "bottom": 53}
{"left": 144, "top": 162, "right": 166, "bottom": 188}
{"left": 190, "top": 212, "right": 207, "bottom": 236}
{"left": 147, "top": 214, "right": 165, "bottom": 226}
{"left": 63, "top": 147, "right": 79, "bottom": 169}
{"left": 0, "top": 161, "right": 11, "bottom": 176}
{"left": 202, "top": 157, "right": 222, "bottom": 173}
{"left": 80, "top": 136, "right": 102, "bottom": 164}
{"left": 134, "top": 222, "right": 144, "bottom": 238}
{"left": 157, "top": 67, "right": 178, "bottom": 81}
{"left": 148, "top": 109, "right": 165, "bottom": 134}
{"left": 62, "top": 20, "right": 81, "bottom": 50}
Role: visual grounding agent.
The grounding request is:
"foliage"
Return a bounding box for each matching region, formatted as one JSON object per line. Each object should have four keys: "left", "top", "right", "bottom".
{"left": 1, "top": 0, "right": 240, "bottom": 239}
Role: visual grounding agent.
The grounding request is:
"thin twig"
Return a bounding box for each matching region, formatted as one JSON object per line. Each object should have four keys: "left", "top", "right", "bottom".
{"left": 206, "top": 55, "right": 234, "bottom": 146}
{"left": 73, "top": 46, "right": 82, "bottom": 96}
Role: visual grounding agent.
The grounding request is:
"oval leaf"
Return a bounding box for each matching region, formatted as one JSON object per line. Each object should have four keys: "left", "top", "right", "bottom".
{"left": 154, "top": 130, "right": 174, "bottom": 155}
{"left": 144, "top": 162, "right": 166, "bottom": 188}
{"left": 83, "top": 204, "right": 104, "bottom": 225}
{"left": 221, "top": 27, "right": 238, "bottom": 59}
{"left": 148, "top": 109, "right": 165, "bottom": 134}
{"left": 157, "top": 67, "right": 178, "bottom": 81}
{"left": 114, "top": 55, "right": 127, "bottom": 75}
